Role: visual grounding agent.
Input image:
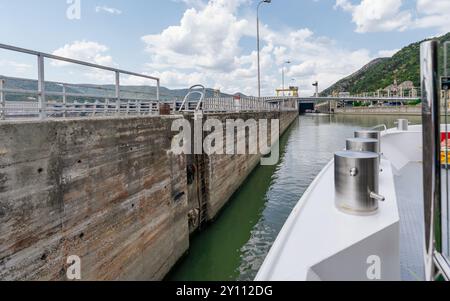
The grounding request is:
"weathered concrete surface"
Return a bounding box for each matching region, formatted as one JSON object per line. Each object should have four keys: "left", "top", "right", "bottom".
{"left": 205, "top": 111, "right": 298, "bottom": 220}
{"left": 315, "top": 102, "right": 332, "bottom": 114}
{"left": 185, "top": 111, "right": 298, "bottom": 227}
{"left": 0, "top": 111, "right": 298, "bottom": 280}
{"left": 0, "top": 116, "right": 189, "bottom": 281}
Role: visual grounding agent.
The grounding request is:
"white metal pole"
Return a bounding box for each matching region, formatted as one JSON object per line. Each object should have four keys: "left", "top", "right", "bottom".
{"left": 157, "top": 79, "right": 160, "bottom": 101}
{"left": 0, "top": 79, "right": 5, "bottom": 120}
{"left": 257, "top": 4, "right": 261, "bottom": 99}
{"left": 37, "top": 54, "right": 46, "bottom": 119}
{"left": 256, "top": 1, "right": 271, "bottom": 99}
{"left": 115, "top": 71, "right": 120, "bottom": 114}
{"left": 106, "top": 98, "right": 110, "bottom": 115}
{"left": 62, "top": 84, "right": 67, "bottom": 118}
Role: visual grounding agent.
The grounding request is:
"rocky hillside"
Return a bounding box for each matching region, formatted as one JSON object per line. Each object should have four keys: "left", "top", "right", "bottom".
{"left": 321, "top": 32, "right": 450, "bottom": 96}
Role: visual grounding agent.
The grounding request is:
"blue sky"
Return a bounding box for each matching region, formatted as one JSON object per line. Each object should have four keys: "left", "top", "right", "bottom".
{"left": 0, "top": 0, "right": 449, "bottom": 96}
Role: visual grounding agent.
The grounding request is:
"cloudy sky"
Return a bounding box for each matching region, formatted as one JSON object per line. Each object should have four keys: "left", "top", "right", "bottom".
{"left": 0, "top": 0, "right": 449, "bottom": 96}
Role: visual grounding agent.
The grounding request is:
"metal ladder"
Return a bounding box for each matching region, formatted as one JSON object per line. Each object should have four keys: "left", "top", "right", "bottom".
{"left": 178, "top": 84, "right": 206, "bottom": 113}
{"left": 196, "top": 153, "right": 209, "bottom": 227}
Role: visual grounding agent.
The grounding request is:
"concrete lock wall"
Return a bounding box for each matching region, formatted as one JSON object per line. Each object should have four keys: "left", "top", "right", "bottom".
{"left": 0, "top": 111, "right": 298, "bottom": 280}
{"left": 0, "top": 116, "right": 189, "bottom": 281}
{"left": 204, "top": 111, "right": 298, "bottom": 221}
{"left": 185, "top": 111, "right": 298, "bottom": 231}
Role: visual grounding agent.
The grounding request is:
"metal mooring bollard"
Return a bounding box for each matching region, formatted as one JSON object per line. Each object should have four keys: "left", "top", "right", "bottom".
{"left": 335, "top": 151, "right": 385, "bottom": 216}
{"left": 346, "top": 138, "right": 380, "bottom": 154}
{"left": 395, "top": 119, "right": 409, "bottom": 131}
{"left": 354, "top": 130, "right": 380, "bottom": 141}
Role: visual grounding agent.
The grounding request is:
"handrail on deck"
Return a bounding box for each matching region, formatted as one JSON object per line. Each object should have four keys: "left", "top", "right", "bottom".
{"left": 370, "top": 124, "right": 388, "bottom": 132}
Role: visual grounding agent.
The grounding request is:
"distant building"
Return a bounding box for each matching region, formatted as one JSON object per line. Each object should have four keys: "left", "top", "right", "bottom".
{"left": 398, "top": 81, "right": 414, "bottom": 90}
{"left": 384, "top": 80, "right": 417, "bottom": 97}
{"left": 276, "top": 86, "right": 299, "bottom": 97}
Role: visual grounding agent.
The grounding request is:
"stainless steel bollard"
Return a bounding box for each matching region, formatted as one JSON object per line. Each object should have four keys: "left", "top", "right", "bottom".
{"left": 354, "top": 130, "right": 380, "bottom": 141}
{"left": 355, "top": 130, "right": 381, "bottom": 154}
{"left": 346, "top": 138, "right": 380, "bottom": 153}
{"left": 395, "top": 119, "right": 409, "bottom": 131}
{"left": 335, "top": 151, "right": 385, "bottom": 215}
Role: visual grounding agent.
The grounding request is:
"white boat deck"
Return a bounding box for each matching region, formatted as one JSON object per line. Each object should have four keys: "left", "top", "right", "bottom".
{"left": 256, "top": 125, "right": 429, "bottom": 281}
{"left": 395, "top": 162, "right": 425, "bottom": 281}
{"left": 256, "top": 158, "right": 400, "bottom": 281}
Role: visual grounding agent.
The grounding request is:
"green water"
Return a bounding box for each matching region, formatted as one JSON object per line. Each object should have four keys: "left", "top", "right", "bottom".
{"left": 167, "top": 114, "right": 422, "bottom": 281}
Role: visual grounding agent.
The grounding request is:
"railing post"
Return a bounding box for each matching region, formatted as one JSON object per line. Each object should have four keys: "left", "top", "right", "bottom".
{"left": 105, "top": 98, "right": 110, "bottom": 116}
{"left": 115, "top": 71, "right": 120, "bottom": 114}
{"left": 157, "top": 79, "right": 160, "bottom": 102}
{"left": 62, "top": 84, "right": 67, "bottom": 118}
{"left": 0, "top": 79, "right": 5, "bottom": 120}
{"left": 93, "top": 100, "right": 98, "bottom": 116}
{"left": 37, "top": 54, "right": 46, "bottom": 119}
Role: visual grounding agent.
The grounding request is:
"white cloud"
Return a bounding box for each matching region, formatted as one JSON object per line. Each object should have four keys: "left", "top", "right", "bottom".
{"left": 335, "top": 0, "right": 450, "bottom": 34}
{"left": 51, "top": 41, "right": 116, "bottom": 84}
{"left": 334, "top": 0, "right": 354, "bottom": 12}
{"left": 334, "top": 0, "right": 412, "bottom": 33}
{"left": 416, "top": 0, "right": 450, "bottom": 17}
{"left": 171, "top": 0, "right": 206, "bottom": 9}
{"left": 95, "top": 5, "right": 122, "bottom": 15}
{"left": 52, "top": 40, "right": 114, "bottom": 67}
{"left": 142, "top": 0, "right": 250, "bottom": 72}
{"left": 141, "top": 0, "right": 374, "bottom": 96}
{"left": 0, "top": 60, "right": 32, "bottom": 74}
{"left": 378, "top": 49, "right": 400, "bottom": 57}
{"left": 414, "top": 0, "right": 450, "bottom": 34}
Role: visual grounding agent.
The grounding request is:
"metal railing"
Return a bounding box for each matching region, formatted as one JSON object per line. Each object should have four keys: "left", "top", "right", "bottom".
{"left": 0, "top": 43, "right": 299, "bottom": 120}
{"left": 0, "top": 43, "right": 160, "bottom": 120}
{"left": 421, "top": 40, "right": 450, "bottom": 281}
{"left": 202, "top": 97, "right": 293, "bottom": 112}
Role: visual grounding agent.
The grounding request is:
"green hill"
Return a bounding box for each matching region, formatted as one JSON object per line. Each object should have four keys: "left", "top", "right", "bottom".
{"left": 321, "top": 32, "right": 450, "bottom": 96}
{"left": 0, "top": 77, "right": 240, "bottom": 102}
